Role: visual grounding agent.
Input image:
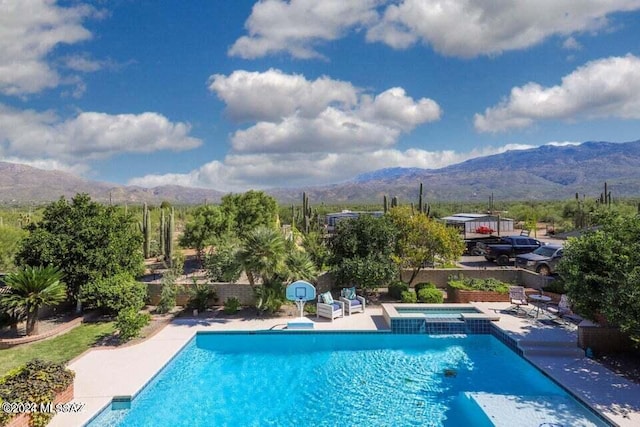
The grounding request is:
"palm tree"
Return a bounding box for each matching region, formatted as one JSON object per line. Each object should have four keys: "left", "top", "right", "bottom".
{"left": 284, "top": 250, "right": 317, "bottom": 283}
{"left": 0, "top": 266, "right": 67, "bottom": 336}
{"left": 237, "top": 226, "right": 286, "bottom": 286}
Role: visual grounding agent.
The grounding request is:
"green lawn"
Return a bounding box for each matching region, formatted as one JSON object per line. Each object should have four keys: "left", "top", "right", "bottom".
{"left": 0, "top": 322, "right": 115, "bottom": 377}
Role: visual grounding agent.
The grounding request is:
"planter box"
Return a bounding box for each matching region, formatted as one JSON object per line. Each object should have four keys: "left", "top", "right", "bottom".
{"left": 447, "top": 286, "right": 509, "bottom": 303}
{"left": 5, "top": 383, "right": 74, "bottom": 427}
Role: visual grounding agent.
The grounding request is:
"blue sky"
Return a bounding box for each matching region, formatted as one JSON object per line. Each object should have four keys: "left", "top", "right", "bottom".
{"left": 1, "top": 0, "right": 640, "bottom": 191}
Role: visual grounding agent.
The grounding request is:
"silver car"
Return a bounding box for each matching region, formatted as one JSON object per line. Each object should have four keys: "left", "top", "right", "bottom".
{"left": 515, "top": 244, "right": 563, "bottom": 276}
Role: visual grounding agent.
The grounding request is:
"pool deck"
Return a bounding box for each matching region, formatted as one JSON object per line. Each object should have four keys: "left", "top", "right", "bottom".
{"left": 50, "top": 305, "right": 640, "bottom": 427}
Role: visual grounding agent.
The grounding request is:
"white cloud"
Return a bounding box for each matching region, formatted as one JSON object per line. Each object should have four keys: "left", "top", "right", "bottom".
{"left": 209, "top": 69, "right": 440, "bottom": 155}
{"left": 231, "top": 0, "right": 640, "bottom": 59}
{"left": 0, "top": 0, "right": 101, "bottom": 95}
{"left": 358, "top": 87, "right": 441, "bottom": 131}
{"left": 208, "top": 69, "right": 358, "bottom": 122}
{"left": 545, "top": 141, "right": 581, "bottom": 147}
{"left": 474, "top": 54, "right": 640, "bottom": 132}
{"left": 128, "top": 144, "right": 533, "bottom": 192}
{"left": 562, "top": 37, "right": 582, "bottom": 51}
{"left": 0, "top": 104, "right": 202, "bottom": 166}
{"left": 228, "top": 0, "right": 380, "bottom": 59}
{"left": 0, "top": 156, "right": 89, "bottom": 175}
{"left": 368, "top": 0, "right": 640, "bottom": 57}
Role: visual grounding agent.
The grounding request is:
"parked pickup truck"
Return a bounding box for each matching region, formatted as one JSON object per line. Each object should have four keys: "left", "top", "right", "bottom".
{"left": 464, "top": 235, "right": 503, "bottom": 255}
{"left": 515, "top": 244, "right": 563, "bottom": 276}
{"left": 481, "top": 236, "right": 544, "bottom": 266}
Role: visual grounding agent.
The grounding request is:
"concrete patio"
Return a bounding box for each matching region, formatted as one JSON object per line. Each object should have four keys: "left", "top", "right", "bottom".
{"left": 49, "top": 305, "right": 639, "bottom": 427}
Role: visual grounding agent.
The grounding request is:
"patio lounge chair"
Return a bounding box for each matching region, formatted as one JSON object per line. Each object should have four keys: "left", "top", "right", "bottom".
{"left": 339, "top": 287, "right": 365, "bottom": 315}
{"left": 506, "top": 286, "right": 529, "bottom": 315}
{"left": 317, "top": 291, "right": 344, "bottom": 321}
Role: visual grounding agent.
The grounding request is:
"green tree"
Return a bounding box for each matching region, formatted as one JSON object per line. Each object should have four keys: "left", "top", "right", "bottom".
{"left": 389, "top": 207, "right": 465, "bottom": 284}
{"left": 0, "top": 266, "right": 66, "bottom": 335}
{"left": 205, "top": 237, "right": 243, "bottom": 283}
{"left": 330, "top": 214, "right": 398, "bottom": 293}
{"left": 79, "top": 273, "right": 147, "bottom": 315}
{"left": 0, "top": 225, "right": 27, "bottom": 272}
{"left": 15, "top": 194, "right": 144, "bottom": 309}
{"left": 179, "top": 205, "right": 233, "bottom": 263}
{"left": 221, "top": 190, "right": 278, "bottom": 238}
{"left": 558, "top": 214, "right": 640, "bottom": 342}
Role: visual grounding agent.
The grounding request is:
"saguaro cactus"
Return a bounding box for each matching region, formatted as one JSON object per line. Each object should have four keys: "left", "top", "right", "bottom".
{"left": 159, "top": 209, "right": 166, "bottom": 257}
{"left": 418, "top": 182, "right": 423, "bottom": 214}
{"left": 139, "top": 203, "right": 150, "bottom": 259}
{"left": 383, "top": 195, "right": 388, "bottom": 213}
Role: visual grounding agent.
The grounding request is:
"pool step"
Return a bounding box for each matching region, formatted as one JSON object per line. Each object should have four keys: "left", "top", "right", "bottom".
{"left": 463, "top": 392, "right": 607, "bottom": 427}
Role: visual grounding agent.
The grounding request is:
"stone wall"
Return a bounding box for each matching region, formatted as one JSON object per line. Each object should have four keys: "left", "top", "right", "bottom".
{"left": 146, "top": 282, "right": 256, "bottom": 306}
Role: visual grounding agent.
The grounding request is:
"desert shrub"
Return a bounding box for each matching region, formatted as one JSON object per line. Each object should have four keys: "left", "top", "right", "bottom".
{"left": 116, "top": 308, "right": 151, "bottom": 342}
{"left": 187, "top": 283, "right": 217, "bottom": 312}
{"left": 156, "top": 270, "right": 180, "bottom": 314}
{"left": 417, "top": 288, "right": 444, "bottom": 303}
{"left": 414, "top": 282, "right": 435, "bottom": 295}
{"left": 205, "top": 241, "right": 242, "bottom": 283}
{"left": 447, "top": 277, "right": 509, "bottom": 294}
{"left": 80, "top": 273, "right": 147, "bottom": 315}
{"left": 223, "top": 297, "right": 241, "bottom": 314}
{"left": 401, "top": 290, "right": 417, "bottom": 303}
{"left": 388, "top": 281, "right": 408, "bottom": 300}
{"left": 254, "top": 282, "right": 285, "bottom": 314}
{"left": 0, "top": 360, "right": 74, "bottom": 427}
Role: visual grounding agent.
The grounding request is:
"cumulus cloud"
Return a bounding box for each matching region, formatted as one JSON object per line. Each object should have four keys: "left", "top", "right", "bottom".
{"left": 128, "top": 144, "right": 533, "bottom": 192}
{"left": 208, "top": 69, "right": 358, "bottom": 122}
{"left": 0, "top": 0, "right": 102, "bottom": 95}
{"left": 474, "top": 54, "right": 640, "bottom": 132}
{"left": 0, "top": 104, "right": 202, "bottom": 169}
{"left": 228, "top": 0, "right": 380, "bottom": 59}
{"left": 209, "top": 69, "right": 441, "bottom": 155}
{"left": 231, "top": 0, "right": 640, "bottom": 59}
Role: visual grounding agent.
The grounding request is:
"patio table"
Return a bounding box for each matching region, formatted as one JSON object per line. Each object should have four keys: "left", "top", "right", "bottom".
{"left": 528, "top": 294, "right": 552, "bottom": 318}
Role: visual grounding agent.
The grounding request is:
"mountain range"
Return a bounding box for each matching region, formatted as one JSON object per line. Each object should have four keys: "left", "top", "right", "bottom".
{"left": 1, "top": 140, "right": 640, "bottom": 205}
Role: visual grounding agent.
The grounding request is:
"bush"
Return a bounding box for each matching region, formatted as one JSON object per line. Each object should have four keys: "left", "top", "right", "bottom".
{"left": 80, "top": 273, "right": 147, "bottom": 315}
{"left": 187, "top": 283, "right": 217, "bottom": 312}
{"left": 116, "top": 308, "right": 151, "bottom": 342}
{"left": 401, "top": 290, "right": 417, "bottom": 303}
{"left": 542, "top": 277, "right": 566, "bottom": 294}
{"left": 417, "top": 288, "right": 444, "bottom": 303}
{"left": 0, "top": 360, "right": 74, "bottom": 427}
{"left": 414, "top": 282, "right": 435, "bottom": 295}
{"left": 388, "top": 281, "right": 408, "bottom": 300}
{"left": 447, "top": 277, "right": 509, "bottom": 294}
{"left": 254, "top": 282, "right": 285, "bottom": 314}
{"left": 205, "top": 241, "right": 242, "bottom": 283}
{"left": 223, "top": 297, "right": 241, "bottom": 314}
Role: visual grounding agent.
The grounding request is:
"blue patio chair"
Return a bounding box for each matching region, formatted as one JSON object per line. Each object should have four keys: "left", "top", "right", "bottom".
{"left": 339, "top": 287, "right": 365, "bottom": 315}
{"left": 316, "top": 291, "right": 344, "bottom": 321}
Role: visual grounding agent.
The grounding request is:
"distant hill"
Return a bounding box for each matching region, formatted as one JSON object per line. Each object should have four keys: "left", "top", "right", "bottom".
{"left": 270, "top": 140, "right": 640, "bottom": 203}
{"left": 0, "top": 162, "right": 224, "bottom": 205}
{"left": 1, "top": 140, "right": 640, "bottom": 205}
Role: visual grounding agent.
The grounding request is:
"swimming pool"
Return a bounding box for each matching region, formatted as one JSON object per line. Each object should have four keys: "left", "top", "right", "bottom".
{"left": 88, "top": 332, "right": 608, "bottom": 427}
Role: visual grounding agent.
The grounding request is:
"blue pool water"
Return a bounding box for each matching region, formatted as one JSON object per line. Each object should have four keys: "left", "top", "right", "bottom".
{"left": 88, "top": 332, "right": 607, "bottom": 427}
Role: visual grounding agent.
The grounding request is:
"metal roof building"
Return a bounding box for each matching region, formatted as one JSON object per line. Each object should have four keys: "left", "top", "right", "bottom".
{"left": 441, "top": 213, "right": 514, "bottom": 236}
